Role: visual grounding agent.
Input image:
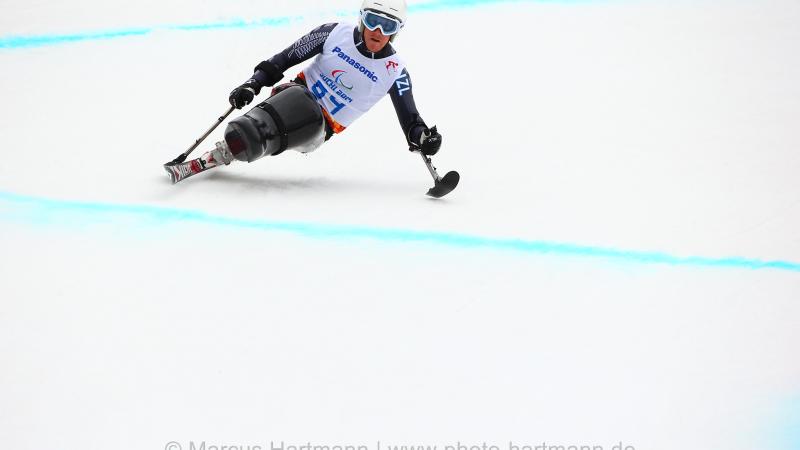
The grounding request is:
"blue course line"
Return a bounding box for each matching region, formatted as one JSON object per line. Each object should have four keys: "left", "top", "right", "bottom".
{"left": 768, "top": 395, "right": 800, "bottom": 450}
{"left": 0, "top": 17, "right": 298, "bottom": 49}
{"left": 0, "top": 0, "right": 573, "bottom": 50}
{"left": 1, "top": 190, "right": 798, "bottom": 273}
{"left": 0, "top": 28, "right": 153, "bottom": 49}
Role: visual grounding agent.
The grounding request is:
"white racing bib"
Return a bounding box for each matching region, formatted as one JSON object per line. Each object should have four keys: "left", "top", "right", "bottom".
{"left": 302, "top": 22, "right": 406, "bottom": 131}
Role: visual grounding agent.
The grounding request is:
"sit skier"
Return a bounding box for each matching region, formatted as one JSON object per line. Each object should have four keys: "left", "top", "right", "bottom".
{"left": 166, "top": 0, "right": 443, "bottom": 184}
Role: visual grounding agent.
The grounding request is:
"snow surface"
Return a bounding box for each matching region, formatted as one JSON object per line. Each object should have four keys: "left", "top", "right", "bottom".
{"left": 1, "top": 0, "right": 799, "bottom": 449}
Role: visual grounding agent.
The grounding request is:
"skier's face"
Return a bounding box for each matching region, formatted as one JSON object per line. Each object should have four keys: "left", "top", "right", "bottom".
{"left": 363, "top": 27, "right": 391, "bottom": 52}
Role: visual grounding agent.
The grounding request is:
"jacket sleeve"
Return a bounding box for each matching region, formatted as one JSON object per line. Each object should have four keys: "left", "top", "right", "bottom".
{"left": 249, "top": 23, "right": 338, "bottom": 87}
{"left": 389, "top": 68, "right": 428, "bottom": 147}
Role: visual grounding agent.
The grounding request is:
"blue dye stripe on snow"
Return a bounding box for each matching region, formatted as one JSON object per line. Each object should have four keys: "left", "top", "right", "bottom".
{"left": 0, "top": 0, "right": 576, "bottom": 50}
{"left": 766, "top": 395, "right": 800, "bottom": 450}
{"left": 1, "top": 190, "right": 798, "bottom": 273}
{"left": 0, "top": 17, "right": 297, "bottom": 49}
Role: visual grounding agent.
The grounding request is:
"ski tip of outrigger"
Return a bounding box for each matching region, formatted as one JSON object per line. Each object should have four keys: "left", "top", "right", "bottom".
{"left": 426, "top": 170, "right": 460, "bottom": 198}
{"left": 415, "top": 149, "right": 459, "bottom": 199}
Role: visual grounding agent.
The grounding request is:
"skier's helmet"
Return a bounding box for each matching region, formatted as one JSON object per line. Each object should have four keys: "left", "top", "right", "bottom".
{"left": 359, "top": 0, "right": 407, "bottom": 42}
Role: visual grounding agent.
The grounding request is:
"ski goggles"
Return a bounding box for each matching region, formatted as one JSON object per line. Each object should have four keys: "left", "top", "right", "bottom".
{"left": 361, "top": 10, "right": 403, "bottom": 36}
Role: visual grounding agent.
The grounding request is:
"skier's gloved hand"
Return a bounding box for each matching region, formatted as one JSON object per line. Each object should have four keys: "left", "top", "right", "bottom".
{"left": 229, "top": 80, "right": 261, "bottom": 109}
{"left": 229, "top": 62, "right": 284, "bottom": 109}
{"left": 417, "top": 126, "right": 442, "bottom": 156}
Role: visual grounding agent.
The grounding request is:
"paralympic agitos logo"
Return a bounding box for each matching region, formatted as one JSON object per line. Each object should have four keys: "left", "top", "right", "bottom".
{"left": 331, "top": 70, "right": 353, "bottom": 90}
{"left": 332, "top": 47, "right": 379, "bottom": 82}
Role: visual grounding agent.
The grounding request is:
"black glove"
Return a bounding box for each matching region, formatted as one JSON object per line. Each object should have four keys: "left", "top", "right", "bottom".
{"left": 417, "top": 126, "right": 442, "bottom": 156}
{"left": 229, "top": 62, "right": 284, "bottom": 109}
{"left": 229, "top": 80, "right": 261, "bottom": 109}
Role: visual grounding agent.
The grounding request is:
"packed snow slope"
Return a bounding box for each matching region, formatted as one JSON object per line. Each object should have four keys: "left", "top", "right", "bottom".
{"left": 1, "top": 1, "right": 799, "bottom": 450}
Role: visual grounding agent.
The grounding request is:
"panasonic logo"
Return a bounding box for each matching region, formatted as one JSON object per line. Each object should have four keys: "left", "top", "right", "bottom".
{"left": 332, "top": 47, "right": 379, "bottom": 82}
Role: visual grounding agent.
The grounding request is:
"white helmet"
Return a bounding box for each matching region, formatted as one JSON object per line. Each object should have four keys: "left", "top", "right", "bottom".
{"left": 359, "top": 0, "right": 408, "bottom": 42}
